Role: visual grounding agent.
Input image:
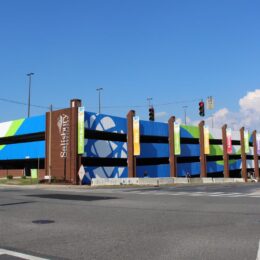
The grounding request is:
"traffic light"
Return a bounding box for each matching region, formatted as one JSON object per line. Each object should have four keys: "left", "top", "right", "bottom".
{"left": 149, "top": 107, "right": 155, "bottom": 121}
{"left": 199, "top": 101, "right": 205, "bottom": 117}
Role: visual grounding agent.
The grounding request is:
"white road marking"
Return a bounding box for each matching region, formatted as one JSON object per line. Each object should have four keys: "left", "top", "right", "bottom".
{"left": 249, "top": 192, "right": 260, "bottom": 197}
{"left": 0, "top": 248, "right": 49, "bottom": 260}
{"left": 256, "top": 240, "right": 260, "bottom": 260}
{"left": 99, "top": 189, "right": 260, "bottom": 199}
{"left": 189, "top": 192, "right": 207, "bottom": 196}
{"left": 207, "top": 192, "right": 225, "bottom": 196}
{"left": 170, "top": 192, "right": 190, "bottom": 196}
{"left": 222, "top": 193, "right": 245, "bottom": 197}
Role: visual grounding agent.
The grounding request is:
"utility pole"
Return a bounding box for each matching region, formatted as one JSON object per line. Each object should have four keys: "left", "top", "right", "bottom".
{"left": 96, "top": 88, "right": 103, "bottom": 114}
{"left": 27, "top": 72, "right": 34, "bottom": 117}
{"left": 48, "top": 104, "right": 53, "bottom": 184}
{"left": 183, "top": 106, "right": 188, "bottom": 125}
{"left": 147, "top": 97, "right": 153, "bottom": 108}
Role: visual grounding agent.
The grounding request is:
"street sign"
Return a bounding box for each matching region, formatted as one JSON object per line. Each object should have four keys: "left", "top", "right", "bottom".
{"left": 78, "top": 165, "right": 86, "bottom": 181}
{"left": 206, "top": 96, "right": 214, "bottom": 110}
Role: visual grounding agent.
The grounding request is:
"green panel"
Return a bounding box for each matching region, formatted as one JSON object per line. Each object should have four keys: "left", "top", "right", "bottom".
{"left": 5, "top": 119, "right": 25, "bottom": 137}
{"left": 244, "top": 131, "right": 249, "bottom": 154}
{"left": 210, "top": 144, "right": 223, "bottom": 156}
{"left": 31, "top": 169, "right": 38, "bottom": 179}
{"left": 0, "top": 119, "right": 25, "bottom": 151}
{"left": 78, "top": 107, "right": 85, "bottom": 154}
{"left": 216, "top": 160, "right": 225, "bottom": 166}
{"left": 181, "top": 125, "right": 200, "bottom": 138}
{"left": 174, "top": 123, "right": 181, "bottom": 155}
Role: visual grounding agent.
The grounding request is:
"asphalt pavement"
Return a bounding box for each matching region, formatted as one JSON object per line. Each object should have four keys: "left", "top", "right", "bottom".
{"left": 0, "top": 183, "right": 260, "bottom": 260}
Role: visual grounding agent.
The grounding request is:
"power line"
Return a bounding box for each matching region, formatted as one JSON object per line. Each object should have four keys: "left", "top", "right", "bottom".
{"left": 87, "top": 98, "right": 200, "bottom": 109}
{"left": 0, "top": 96, "right": 201, "bottom": 111}
{"left": 0, "top": 97, "right": 59, "bottom": 110}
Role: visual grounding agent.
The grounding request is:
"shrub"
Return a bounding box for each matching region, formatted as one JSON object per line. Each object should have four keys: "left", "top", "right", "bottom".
{"left": 7, "top": 175, "right": 13, "bottom": 180}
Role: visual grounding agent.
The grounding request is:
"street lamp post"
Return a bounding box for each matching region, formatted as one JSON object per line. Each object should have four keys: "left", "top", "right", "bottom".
{"left": 27, "top": 73, "right": 34, "bottom": 117}
{"left": 183, "top": 106, "right": 188, "bottom": 125}
{"left": 147, "top": 97, "right": 152, "bottom": 108}
{"left": 96, "top": 87, "right": 103, "bottom": 114}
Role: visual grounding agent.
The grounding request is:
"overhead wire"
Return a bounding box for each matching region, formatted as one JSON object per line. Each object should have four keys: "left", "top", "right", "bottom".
{"left": 86, "top": 98, "right": 201, "bottom": 109}
{"left": 0, "top": 97, "right": 202, "bottom": 111}
{"left": 0, "top": 97, "right": 60, "bottom": 110}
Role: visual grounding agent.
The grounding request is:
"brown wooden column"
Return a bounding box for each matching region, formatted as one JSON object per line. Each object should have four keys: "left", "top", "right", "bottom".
{"left": 70, "top": 99, "right": 82, "bottom": 184}
{"left": 240, "top": 127, "right": 247, "bottom": 182}
{"left": 199, "top": 121, "right": 207, "bottom": 178}
{"left": 45, "top": 99, "right": 82, "bottom": 184}
{"left": 222, "top": 124, "right": 229, "bottom": 178}
{"left": 127, "top": 110, "right": 136, "bottom": 178}
{"left": 168, "top": 116, "right": 177, "bottom": 177}
{"left": 252, "top": 130, "right": 259, "bottom": 181}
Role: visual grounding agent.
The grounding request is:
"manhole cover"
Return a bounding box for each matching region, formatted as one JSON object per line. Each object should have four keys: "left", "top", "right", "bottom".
{"left": 32, "top": 220, "right": 55, "bottom": 224}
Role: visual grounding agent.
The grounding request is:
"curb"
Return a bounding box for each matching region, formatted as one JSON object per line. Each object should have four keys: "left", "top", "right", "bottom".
{"left": 91, "top": 177, "right": 246, "bottom": 187}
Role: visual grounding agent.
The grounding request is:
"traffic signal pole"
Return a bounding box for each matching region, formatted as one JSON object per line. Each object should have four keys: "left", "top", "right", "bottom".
{"left": 149, "top": 106, "right": 155, "bottom": 121}
{"left": 199, "top": 100, "right": 205, "bottom": 117}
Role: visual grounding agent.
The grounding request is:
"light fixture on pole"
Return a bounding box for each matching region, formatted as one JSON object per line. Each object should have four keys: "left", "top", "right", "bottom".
{"left": 147, "top": 97, "right": 153, "bottom": 108}
{"left": 96, "top": 87, "right": 103, "bottom": 114}
{"left": 183, "top": 106, "right": 188, "bottom": 125}
{"left": 27, "top": 72, "right": 34, "bottom": 117}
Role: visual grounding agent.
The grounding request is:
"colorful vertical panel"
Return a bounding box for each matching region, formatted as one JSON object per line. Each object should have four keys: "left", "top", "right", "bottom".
{"left": 244, "top": 130, "right": 249, "bottom": 154}
{"left": 204, "top": 126, "right": 210, "bottom": 154}
{"left": 174, "top": 122, "right": 181, "bottom": 155}
{"left": 78, "top": 107, "right": 85, "bottom": 154}
{"left": 257, "top": 133, "right": 260, "bottom": 155}
{"left": 133, "top": 116, "right": 140, "bottom": 156}
{"left": 226, "top": 128, "right": 232, "bottom": 154}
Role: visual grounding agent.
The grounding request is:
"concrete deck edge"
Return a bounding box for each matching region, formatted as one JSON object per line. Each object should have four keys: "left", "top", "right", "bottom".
{"left": 91, "top": 177, "right": 246, "bottom": 186}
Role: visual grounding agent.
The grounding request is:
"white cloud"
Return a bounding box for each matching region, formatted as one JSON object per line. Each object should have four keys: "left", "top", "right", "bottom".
{"left": 204, "top": 89, "right": 260, "bottom": 130}
{"left": 155, "top": 111, "right": 168, "bottom": 119}
{"left": 176, "top": 116, "right": 191, "bottom": 125}
{"left": 175, "top": 117, "right": 182, "bottom": 124}
{"left": 239, "top": 89, "right": 260, "bottom": 113}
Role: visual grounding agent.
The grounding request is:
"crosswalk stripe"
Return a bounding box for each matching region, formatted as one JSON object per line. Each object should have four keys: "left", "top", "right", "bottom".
{"left": 0, "top": 249, "right": 48, "bottom": 260}
{"left": 113, "top": 189, "right": 260, "bottom": 198}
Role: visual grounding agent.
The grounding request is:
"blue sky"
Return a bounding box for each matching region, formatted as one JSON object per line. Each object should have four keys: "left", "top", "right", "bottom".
{"left": 0, "top": 0, "right": 259, "bottom": 128}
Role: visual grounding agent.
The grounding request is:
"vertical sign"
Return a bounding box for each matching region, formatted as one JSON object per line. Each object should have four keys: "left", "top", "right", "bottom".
{"left": 78, "top": 107, "right": 85, "bottom": 154}
{"left": 174, "top": 122, "right": 181, "bottom": 155}
{"left": 244, "top": 130, "right": 249, "bottom": 154}
{"left": 204, "top": 125, "right": 210, "bottom": 154}
{"left": 226, "top": 128, "right": 232, "bottom": 154}
{"left": 206, "top": 96, "right": 214, "bottom": 110}
{"left": 257, "top": 133, "right": 260, "bottom": 155}
{"left": 133, "top": 116, "right": 140, "bottom": 156}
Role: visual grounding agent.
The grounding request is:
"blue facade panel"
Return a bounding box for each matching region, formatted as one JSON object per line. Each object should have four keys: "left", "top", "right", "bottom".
{"left": 207, "top": 161, "right": 224, "bottom": 173}
{"left": 177, "top": 162, "right": 200, "bottom": 177}
{"left": 0, "top": 141, "right": 45, "bottom": 160}
{"left": 83, "top": 166, "right": 128, "bottom": 184}
{"left": 179, "top": 144, "right": 200, "bottom": 157}
{"left": 84, "top": 139, "right": 127, "bottom": 158}
{"left": 85, "top": 112, "right": 127, "bottom": 134}
{"left": 230, "top": 159, "right": 242, "bottom": 170}
{"left": 16, "top": 115, "right": 46, "bottom": 135}
{"left": 140, "top": 120, "right": 168, "bottom": 137}
{"left": 139, "top": 143, "right": 169, "bottom": 158}
{"left": 137, "top": 164, "right": 170, "bottom": 178}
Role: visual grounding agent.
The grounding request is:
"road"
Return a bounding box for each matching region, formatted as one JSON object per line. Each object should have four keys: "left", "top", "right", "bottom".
{"left": 0, "top": 183, "right": 260, "bottom": 260}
